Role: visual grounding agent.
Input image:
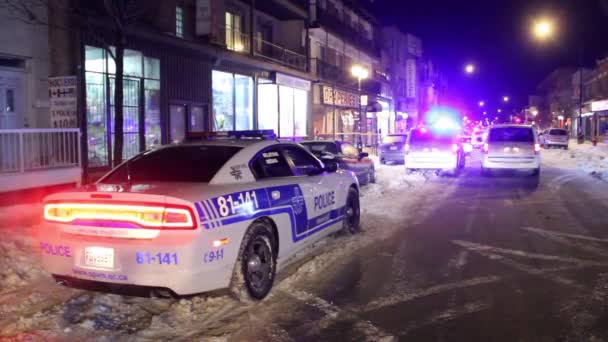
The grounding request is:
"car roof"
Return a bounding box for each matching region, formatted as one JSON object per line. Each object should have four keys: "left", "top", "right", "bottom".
{"left": 490, "top": 124, "right": 534, "bottom": 129}
{"left": 300, "top": 140, "right": 339, "bottom": 144}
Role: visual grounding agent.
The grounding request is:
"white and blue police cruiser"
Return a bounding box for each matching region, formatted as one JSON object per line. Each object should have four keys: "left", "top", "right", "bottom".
{"left": 40, "top": 131, "right": 360, "bottom": 300}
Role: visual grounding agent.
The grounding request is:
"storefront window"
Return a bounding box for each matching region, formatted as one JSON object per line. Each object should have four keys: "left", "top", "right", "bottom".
{"left": 85, "top": 45, "right": 160, "bottom": 166}
{"left": 279, "top": 86, "right": 294, "bottom": 137}
{"left": 294, "top": 88, "right": 307, "bottom": 137}
{"left": 258, "top": 83, "right": 278, "bottom": 133}
{"left": 189, "top": 105, "right": 205, "bottom": 132}
{"left": 235, "top": 75, "right": 253, "bottom": 130}
{"left": 212, "top": 70, "right": 253, "bottom": 131}
{"left": 145, "top": 80, "right": 161, "bottom": 149}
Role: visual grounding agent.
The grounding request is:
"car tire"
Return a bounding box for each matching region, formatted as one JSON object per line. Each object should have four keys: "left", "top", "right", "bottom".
{"left": 380, "top": 159, "right": 386, "bottom": 165}
{"left": 369, "top": 167, "right": 376, "bottom": 183}
{"left": 230, "top": 221, "right": 277, "bottom": 302}
{"left": 481, "top": 167, "right": 491, "bottom": 177}
{"left": 405, "top": 168, "right": 413, "bottom": 175}
{"left": 341, "top": 187, "right": 360, "bottom": 234}
{"left": 531, "top": 168, "right": 540, "bottom": 177}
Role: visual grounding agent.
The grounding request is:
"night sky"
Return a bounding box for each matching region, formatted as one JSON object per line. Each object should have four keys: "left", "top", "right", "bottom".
{"left": 375, "top": 0, "right": 608, "bottom": 119}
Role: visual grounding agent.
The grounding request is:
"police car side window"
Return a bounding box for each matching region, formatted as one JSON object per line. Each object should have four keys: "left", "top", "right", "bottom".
{"left": 250, "top": 147, "right": 293, "bottom": 179}
{"left": 283, "top": 146, "right": 323, "bottom": 176}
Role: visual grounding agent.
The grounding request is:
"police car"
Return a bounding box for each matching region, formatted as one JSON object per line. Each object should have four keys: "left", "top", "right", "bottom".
{"left": 40, "top": 131, "right": 360, "bottom": 300}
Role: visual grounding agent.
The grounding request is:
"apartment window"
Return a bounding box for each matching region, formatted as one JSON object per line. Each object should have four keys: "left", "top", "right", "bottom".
{"left": 176, "top": 6, "right": 184, "bottom": 38}
{"left": 226, "top": 11, "right": 244, "bottom": 51}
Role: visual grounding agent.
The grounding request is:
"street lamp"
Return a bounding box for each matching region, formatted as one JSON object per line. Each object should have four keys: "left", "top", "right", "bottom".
{"left": 465, "top": 64, "right": 475, "bottom": 74}
{"left": 498, "top": 109, "right": 502, "bottom": 113}
{"left": 351, "top": 64, "right": 369, "bottom": 150}
{"left": 503, "top": 96, "right": 509, "bottom": 102}
{"left": 532, "top": 18, "right": 555, "bottom": 41}
{"left": 478, "top": 101, "right": 485, "bottom": 107}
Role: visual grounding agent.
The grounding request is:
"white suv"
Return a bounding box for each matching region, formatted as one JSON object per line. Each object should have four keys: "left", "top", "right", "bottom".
{"left": 481, "top": 125, "right": 540, "bottom": 177}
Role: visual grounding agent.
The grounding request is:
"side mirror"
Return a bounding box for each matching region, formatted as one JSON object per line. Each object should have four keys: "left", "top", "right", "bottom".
{"left": 324, "top": 161, "right": 338, "bottom": 173}
{"left": 358, "top": 152, "right": 369, "bottom": 160}
{"left": 320, "top": 151, "right": 336, "bottom": 160}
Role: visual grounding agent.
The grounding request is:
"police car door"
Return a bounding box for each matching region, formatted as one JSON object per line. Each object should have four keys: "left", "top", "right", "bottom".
{"left": 281, "top": 145, "right": 340, "bottom": 243}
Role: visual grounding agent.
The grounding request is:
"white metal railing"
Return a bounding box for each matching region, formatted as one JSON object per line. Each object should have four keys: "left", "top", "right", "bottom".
{"left": 0, "top": 128, "right": 81, "bottom": 174}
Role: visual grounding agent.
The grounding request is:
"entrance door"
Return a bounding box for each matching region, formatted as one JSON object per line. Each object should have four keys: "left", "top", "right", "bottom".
{"left": 170, "top": 104, "right": 187, "bottom": 143}
{"left": 0, "top": 86, "right": 17, "bottom": 129}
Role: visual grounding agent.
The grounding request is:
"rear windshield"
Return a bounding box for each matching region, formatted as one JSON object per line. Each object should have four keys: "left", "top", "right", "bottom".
{"left": 549, "top": 129, "right": 568, "bottom": 136}
{"left": 409, "top": 130, "right": 454, "bottom": 145}
{"left": 489, "top": 127, "right": 534, "bottom": 143}
{"left": 301, "top": 142, "right": 339, "bottom": 155}
{"left": 101, "top": 145, "right": 242, "bottom": 183}
{"left": 382, "top": 135, "right": 407, "bottom": 144}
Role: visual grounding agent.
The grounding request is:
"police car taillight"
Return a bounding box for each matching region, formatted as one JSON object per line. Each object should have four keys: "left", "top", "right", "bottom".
{"left": 43, "top": 203, "right": 196, "bottom": 229}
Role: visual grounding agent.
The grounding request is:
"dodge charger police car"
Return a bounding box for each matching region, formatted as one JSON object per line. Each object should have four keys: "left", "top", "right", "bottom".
{"left": 40, "top": 131, "right": 361, "bottom": 300}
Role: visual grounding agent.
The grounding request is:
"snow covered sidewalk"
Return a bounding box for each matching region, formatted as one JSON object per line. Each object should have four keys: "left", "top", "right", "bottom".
{"left": 542, "top": 141, "right": 608, "bottom": 181}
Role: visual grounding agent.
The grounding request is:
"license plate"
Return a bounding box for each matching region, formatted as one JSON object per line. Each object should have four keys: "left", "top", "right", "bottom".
{"left": 84, "top": 246, "right": 114, "bottom": 269}
{"left": 390, "top": 146, "right": 398, "bottom": 150}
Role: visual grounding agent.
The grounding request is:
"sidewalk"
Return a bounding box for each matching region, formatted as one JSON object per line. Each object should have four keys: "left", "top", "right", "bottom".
{"left": 542, "top": 140, "right": 608, "bottom": 181}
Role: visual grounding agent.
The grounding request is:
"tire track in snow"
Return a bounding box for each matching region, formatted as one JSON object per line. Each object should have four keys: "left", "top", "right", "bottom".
{"left": 520, "top": 226, "right": 608, "bottom": 258}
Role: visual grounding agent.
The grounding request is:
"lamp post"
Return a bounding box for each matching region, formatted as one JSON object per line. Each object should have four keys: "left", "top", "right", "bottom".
{"left": 351, "top": 64, "right": 369, "bottom": 150}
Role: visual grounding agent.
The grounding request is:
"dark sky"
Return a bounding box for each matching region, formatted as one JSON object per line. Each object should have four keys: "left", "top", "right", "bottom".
{"left": 375, "top": 0, "right": 608, "bottom": 118}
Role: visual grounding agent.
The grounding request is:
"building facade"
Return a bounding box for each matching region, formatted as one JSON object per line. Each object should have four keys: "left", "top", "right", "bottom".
{"left": 0, "top": 3, "right": 49, "bottom": 129}
{"left": 50, "top": 0, "right": 315, "bottom": 176}
{"left": 308, "top": 0, "right": 385, "bottom": 146}
{"left": 580, "top": 58, "right": 608, "bottom": 141}
{"left": 382, "top": 27, "right": 422, "bottom": 132}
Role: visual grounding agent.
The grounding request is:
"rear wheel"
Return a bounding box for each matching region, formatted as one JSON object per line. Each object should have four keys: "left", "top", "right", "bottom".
{"left": 481, "top": 167, "right": 491, "bottom": 177}
{"left": 369, "top": 166, "right": 376, "bottom": 183}
{"left": 230, "top": 221, "right": 276, "bottom": 301}
{"left": 531, "top": 168, "right": 540, "bottom": 177}
{"left": 342, "top": 188, "right": 360, "bottom": 234}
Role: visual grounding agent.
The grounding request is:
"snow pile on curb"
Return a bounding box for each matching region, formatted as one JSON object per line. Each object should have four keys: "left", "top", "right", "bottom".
{"left": 542, "top": 142, "right": 608, "bottom": 181}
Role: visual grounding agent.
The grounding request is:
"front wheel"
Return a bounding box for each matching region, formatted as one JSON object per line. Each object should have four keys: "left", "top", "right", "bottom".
{"left": 369, "top": 167, "right": 376, "bottom": 183}
{"left": 531, "top": 168, "right": 540, "bottom": 177}
{"left": 342, "top": 188, "right": 360, "bottom": 234}
{"left": 230, "top": 221, "right": 277, "bottom": 301}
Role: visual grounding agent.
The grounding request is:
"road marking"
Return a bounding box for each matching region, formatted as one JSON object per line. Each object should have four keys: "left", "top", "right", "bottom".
{"left": 522, "top": 226, "right": 608, "bottom": 243}
{"left": 453, "top": 240, "right": 586, "bottom": 289}
{"left": 360, "top": 276, "right": 501, "bottom": 313}
{"left": 397, "top": 300, "right": 491, "bottom": 337}
{"left": 521, "top": 226, "right": 608, "bottom": 258}
{"left": 452, "top": 240, "right": 606, "bottom": 266}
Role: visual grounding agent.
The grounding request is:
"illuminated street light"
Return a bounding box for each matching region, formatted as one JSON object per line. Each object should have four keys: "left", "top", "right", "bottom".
{"left": 532, "top": 18, "right": 555, "bottom": 41}
{"left": 483, "top": 111, "right": 487, "bottom": 115}
{"left": 351, "top": 64, "right": 369, "bottom": 150}
{"left": 465, "top": 64, "right": 475, "bottom": 74}
{"left": 479, "top": 101, "right": 485, "bottom": 107}
{"left": 532, "top": 110, "right": 538, "bottom": 116}
{"left": 503, "top": 96, "right": 509, "bottom": 102}
{"left": 498, "top": 109, "right": 502, "bottom": 113}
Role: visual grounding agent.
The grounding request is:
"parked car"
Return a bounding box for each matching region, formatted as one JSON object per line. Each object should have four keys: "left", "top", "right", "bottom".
{"left": 378, "top": 134, "right": 408, "bottom": 164}
{"left": 482, "top": 124, "right": 540, "bottom": 177}
{"left": 405, "top": 127, "right": 465, "bottom": 176}
{"left": 539, "top": 128, "right": 569, "bottom": 149}
{"left": 301, "top": 140, "right": 375, "bottom": 185}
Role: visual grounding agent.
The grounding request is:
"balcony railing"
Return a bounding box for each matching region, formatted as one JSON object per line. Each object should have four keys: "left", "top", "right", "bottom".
{"left": 315, "top": 4, "right": 378, "bottom": 57}
{"left": 254, "top": 38, "right": 307, "bottom": 71}
{"left": 210, "top": 25, "right": 251, "bottom": 54}
{"left": 312, "top": 58, "right": 350, "bottom": 83}
{"left": 0, "top": 128, "right": 81, "bottom": 174}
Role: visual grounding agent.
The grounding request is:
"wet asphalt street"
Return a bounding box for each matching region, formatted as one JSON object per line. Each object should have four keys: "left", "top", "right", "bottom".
{"left": 232, "top": 151, "right": 608, "bottom": 342}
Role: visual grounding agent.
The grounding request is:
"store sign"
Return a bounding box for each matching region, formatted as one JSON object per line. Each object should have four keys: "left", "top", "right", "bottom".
{"left": 49, "top": 76, "right": 77, "bottom": 128}
{"left": 322, "top": 86, "right": 358, "bottom": 108}
{"left": 406, "top": 59, "right": 417, "bottom": 99}
{"left": 275, "top": 73, "right": 311, "bottom": 91}
{"left": 591, "top": 99, "right": 608, "bottom": 112}
{"left": 195, "top": 0, "right": 212, "bottom": 35}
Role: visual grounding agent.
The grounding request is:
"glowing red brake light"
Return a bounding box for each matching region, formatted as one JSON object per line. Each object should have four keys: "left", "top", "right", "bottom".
{"left": 534, "top": 143, "right": 541, "bottom": 154}
{"left": 482, "top": 143, "right": 489, "bottom": 153}
{"left": 43, "top": 203, "right": 196, "bottom": 229}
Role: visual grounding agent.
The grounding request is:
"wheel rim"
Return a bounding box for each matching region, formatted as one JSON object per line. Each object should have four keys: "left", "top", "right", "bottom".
{"left": 345, "top": 195, "right": 359, "bottom": 232}
{"left": 244, "top": 237, "right": 272, "bottom": 294}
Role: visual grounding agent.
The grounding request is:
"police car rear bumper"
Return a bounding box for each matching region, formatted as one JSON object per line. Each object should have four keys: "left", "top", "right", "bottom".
{"left": 38, "top": 224, "right": 239, "bottom": 295}
{"left": 380, "top": 151, "right": 405, "bottom": 162}
{"left": 482, "top": 156, "right": 540, "bottom": 169}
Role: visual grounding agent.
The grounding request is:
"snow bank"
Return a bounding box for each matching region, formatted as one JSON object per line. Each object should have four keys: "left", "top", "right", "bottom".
{"left": 542, "top": 142, "right": 608, "bottom": 181}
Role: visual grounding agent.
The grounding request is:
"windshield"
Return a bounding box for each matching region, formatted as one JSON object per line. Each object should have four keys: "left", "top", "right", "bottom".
{"left": 101, "top": 145, "right": 242, "bottom": 183}
{"left": 301, "top": 142, "right": 339, "bottom": 155}
{"left": 489, "top": 127, "right": 534, "bottom": 142}
{"left": 549, "top": 129, "right": 568, "bottom": 136}
{"left": 382, "top": 135, "right": 407, "bottom": 144}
